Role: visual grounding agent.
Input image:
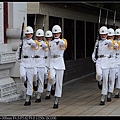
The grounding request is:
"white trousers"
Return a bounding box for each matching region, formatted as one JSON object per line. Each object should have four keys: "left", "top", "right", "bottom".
{"left": 20, "top": 66, "right": 34, "bottom": 96}
{"left": 108, "top": 68, "right": 116, "bottom": 93}
{"left": 50, "top": 68, "right": 64, "bottom": 97}
{"left": 96, "top": 65, "right": 109, "bottom": 95}
{"left": 37, "top": 67, "right": 45, "bottom": 93}
{"left": 115, "top": 65, "right": 120, "bottom": 89}
{"left": 46, "top": 81, "right": 52, "bottom": 91}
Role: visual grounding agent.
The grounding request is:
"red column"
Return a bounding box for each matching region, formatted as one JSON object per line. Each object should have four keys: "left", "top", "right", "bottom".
{"left": 4, "top": 2, "right": 8, "bottom": 44}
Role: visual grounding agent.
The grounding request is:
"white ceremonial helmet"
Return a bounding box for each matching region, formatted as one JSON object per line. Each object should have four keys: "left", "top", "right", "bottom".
{"left": 52, "top": 25, "right": 62, "bottom": 33}
{"left": 45, "top": 30, "right": 53, "bottom": 37}
{"left": 36, "top": 29, "right": 44, "bottom": 37}
{"left": 99, "top": 26, "right": 108, "bottom": 34}
{"left": 25, "top": 26, "right": 33, "bottom": 34}
{"left": 108, "top": 28, "right": 115, "bottom": 36}
{"left": 115, "top": 28, "right": 120, "bottom": 36}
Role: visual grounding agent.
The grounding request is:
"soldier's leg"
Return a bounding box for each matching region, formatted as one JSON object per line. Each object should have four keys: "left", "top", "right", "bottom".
{"left": 44, "top": 66, "right": 48, "bottom": 89}
{"left": 96, "top": 65, "right": 103, "bottom": 90}
{"left": 115, "top": 65, "right": 120, "bottom": 98}
{"left": 35, "top": 67, "right": 45, "bottom": 102}
{"left": 49, "top": 68, "right": 56, "bottom": 96}
{"left": 33, "top": 67, "right": 38, "bottom": 91}
{"left": 107, "top": 68, "right": 116, "bottom": 102}
{"left": 53, "top": 70, "right": 64, "bottom": 109}
{"left": 20, "top": 66, "right": 27, "bottom": 87}
{"left": 24, "top": 68, "right": 34, "bottom": 106}
{"left": 100, "top": 68, "right": 109, "bottom": 105}
{"left": 45, "top": 82, "right": 52, "bottom": 99}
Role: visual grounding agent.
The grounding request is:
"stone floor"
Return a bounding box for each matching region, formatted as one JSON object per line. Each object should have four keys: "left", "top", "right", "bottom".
{"left": 0, "top": 74, "right": 120, "bottom": 118}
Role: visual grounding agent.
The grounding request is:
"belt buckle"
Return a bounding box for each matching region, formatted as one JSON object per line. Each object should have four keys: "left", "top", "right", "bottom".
{"left": 100, "top": 55, "right": 104, "bottom": 58}
{"left": 24, "top": 56, "right": 28, "bottom": 58}
{"left": 109, "top": 55, "right": 111, "bottom": 58}
{"left": 53, "top": 55, "right": 57, "bottom": 58}
{"left": 35, "top": 55, "right": 39, "bottom": 58}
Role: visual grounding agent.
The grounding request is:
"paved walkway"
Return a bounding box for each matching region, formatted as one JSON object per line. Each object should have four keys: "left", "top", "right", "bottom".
{"left": 0, "top": 74, "right": 120, "bottom": 117}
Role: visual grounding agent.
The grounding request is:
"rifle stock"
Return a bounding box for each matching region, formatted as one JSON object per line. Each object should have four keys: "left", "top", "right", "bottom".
{"left": 19, "top": 17, "right": 25, "bottom": 60}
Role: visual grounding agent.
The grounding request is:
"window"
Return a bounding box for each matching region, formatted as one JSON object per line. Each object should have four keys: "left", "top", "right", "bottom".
{"left": 76, "top": 20, "right": 85, "bottom": 59}
{"left": 64, "top": 18, "right": 74, "bottom": 61}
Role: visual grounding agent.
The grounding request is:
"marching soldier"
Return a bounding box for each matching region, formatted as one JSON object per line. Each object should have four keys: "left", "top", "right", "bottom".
{"left": 107, "top": 28, "right": 118, "bottom": 102}
{"left": 16, "top": 26, "right": 38, "bottom": 106}
{"left": 44, "top": 30, "right": 53, "bottom": 99}
{"left": 33, "top": 29, "right": 48, "bottom": 102}
{"left": 92, "top": 26, "right": 112, "bottom": 105}
{"left": 114, "top": 28, "right": 120, "bottom": 98}
{"left": 49, "top": 25, "right": 67, "bottom": 108}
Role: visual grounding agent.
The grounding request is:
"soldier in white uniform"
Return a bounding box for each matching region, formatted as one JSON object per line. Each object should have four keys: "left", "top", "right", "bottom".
{"left": 16, "top": 26, "right": 38, "bottom": 106}
{"left": 44, "top": 30, "right": 53, "bottom": 99}
{"left": 107, "top": 28, "right": 118, "bottom": 102}
{"left": 92, "top": 26, "right": 112, "bottom": 105}
{"left": 114, "top": 28, "right": 120, "bottom": 98}
{"left": 33, "top": 29, "right": 48, "bottom": 102}
{"left": 49, "top": 25, "right": 66, "bottom": 108}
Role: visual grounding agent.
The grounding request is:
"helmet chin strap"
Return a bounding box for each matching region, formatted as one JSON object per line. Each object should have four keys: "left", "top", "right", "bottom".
{"left": 54, "top": 37, "right": 59, "bottom": 39}
{"left": 26, "top": 35, "right": 33, "bottom": 40}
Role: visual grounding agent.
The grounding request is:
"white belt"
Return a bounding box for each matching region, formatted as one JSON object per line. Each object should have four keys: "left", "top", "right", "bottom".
{"left": 98, "top": 55, "right": 109, "bottom": 58}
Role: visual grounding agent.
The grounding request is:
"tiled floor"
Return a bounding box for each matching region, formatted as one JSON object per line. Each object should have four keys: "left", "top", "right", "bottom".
{"left": 0, "top": 74, "right": 120, "bottom": 117}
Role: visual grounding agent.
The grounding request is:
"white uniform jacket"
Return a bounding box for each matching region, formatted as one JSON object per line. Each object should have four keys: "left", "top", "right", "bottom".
{"left": 16, "top": 38, "right": 37, "bottom": 68}
{"left": 34, "top": 40, "right": 48, "bottom": 68}
{"left": 92, "top": 39, "right": 112, "bottom": 69}
{"left": 49, "top": 38, "right": 66, "bottom": 70}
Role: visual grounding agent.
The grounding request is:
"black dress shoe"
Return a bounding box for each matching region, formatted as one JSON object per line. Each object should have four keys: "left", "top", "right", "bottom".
{"left": 98, "top": 81, "right": 102, "bottom": 90}
{"left": 35, "top": 98, "right": 41, "bottom": 103}
{"left": 100, "top": 101, "right": 105, "bottom": 105}
{"left": 24, "top": 101, "right": 31, "bottom": 106}
{"left": 45, "top": 95, "right": 51, "bottom": 99}
{"left": 107, "top": 97, "right": 111, "bottom": 102}
{"left": 53, "top": 104, "right": 58, "bottom": 109}
{"left": 114, "top": 94, "right": 119, "bottom": 98}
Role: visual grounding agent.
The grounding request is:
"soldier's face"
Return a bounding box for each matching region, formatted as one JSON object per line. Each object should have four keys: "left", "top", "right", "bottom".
{"left": 107, "top": 36, "right": 114, "bottom": 39}
{"left": 25, "top": 33, "right": 33, "bottom": 39}
{"left": 53, "top": 33, "right": 61, "bottom": 39}
{"left": 116, "top": 35, "right": 120, "bottom": 39}
{"left": 100, "top": 34, "right": 107, "bottom": 40}
{"left": 46, "top": 37, "right": 52, "bottom": 41}
{"left": 37, "top": 36, "right": 43, "bottom": 40}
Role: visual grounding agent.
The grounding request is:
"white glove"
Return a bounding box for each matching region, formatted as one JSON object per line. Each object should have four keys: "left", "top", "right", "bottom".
{"left": 104, "top": 40, "right": 109, "bottom": 45}
{"left": 92, "top": 57, "right": 96, "bottom": 63}
{"left": 114, "top": 43, "right": 118, "bottom": 49}
{"left": 59, "top": 40, "right": 64, "bottom": 46}
{"left": 17, "top": 59, "right": 21, "bottom": 63}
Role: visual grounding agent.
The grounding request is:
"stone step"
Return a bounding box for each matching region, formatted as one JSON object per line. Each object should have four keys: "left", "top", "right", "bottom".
{"left": 0, "top": 93, "right": 21, "bottom": 102}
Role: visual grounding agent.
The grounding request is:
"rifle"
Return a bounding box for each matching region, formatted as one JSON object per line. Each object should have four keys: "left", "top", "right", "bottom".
{"left": 113, "top": 10, "right": 116, "bottom": 31}
{"left": 19, "top": 17, "right": 25, "bottom": 60}
{"left": 33, "top": 14, "right": 37, "bottom": 39}
{"left": 105, "top": 10, "right": 108, "bottom": 27}
{"left": 95, "top": 9, "right": 101, "bottom": 60}
{"left": 43, "top": 15, "right": 46, "bottom": 31}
